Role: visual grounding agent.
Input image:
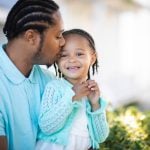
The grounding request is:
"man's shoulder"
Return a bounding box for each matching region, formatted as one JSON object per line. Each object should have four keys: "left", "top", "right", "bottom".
{"left": 0, "top": 68, "right": 7, "bottom": 85}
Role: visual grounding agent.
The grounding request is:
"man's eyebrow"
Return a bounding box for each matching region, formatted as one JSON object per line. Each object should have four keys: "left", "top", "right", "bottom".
{"left": 61, "top": 49, "right": 67, "bottom": 52}
{"left": 60, "top": 29, "right": 64, "bottom": 33}
{"left": 57, "top": 30, "right": 64, "bottom": 35}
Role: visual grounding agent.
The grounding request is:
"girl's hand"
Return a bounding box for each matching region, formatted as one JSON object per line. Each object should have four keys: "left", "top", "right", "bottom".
{"left": 72, "top": 82, "right": 90, "bottom": 101}
{"left": 87, "top": 80, "right": 100, "bottom": 111}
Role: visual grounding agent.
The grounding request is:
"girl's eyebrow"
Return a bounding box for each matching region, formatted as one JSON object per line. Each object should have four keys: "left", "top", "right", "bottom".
{"left": 75, "top": 48, "right": 85, "bottom": 51}
{"left": 61, "top": 48, "right": 85, "bottom": 52}
{"left": 76, "top": 48, "right": 93, "bottom": 52}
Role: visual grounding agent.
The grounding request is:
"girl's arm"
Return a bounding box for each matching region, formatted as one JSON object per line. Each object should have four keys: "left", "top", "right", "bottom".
{"left": 38, "top": 80, "right": 80, "bottom": 135}
{"left": 86, "top": 80, "right": 109, "bottom": 144}
{"left": 86, "top": 98, "right": 109, "bottom": 144}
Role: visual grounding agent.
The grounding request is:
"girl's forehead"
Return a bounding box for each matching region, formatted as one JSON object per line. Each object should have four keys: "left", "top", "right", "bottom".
{"left": 62, "top": 35, "right": 93, "bottom": 52}
{"left": 65, "top": 34, "right": 86, "bottom": 40}
{"left": 64, "top": 34, "right": 89, "bottom": 46}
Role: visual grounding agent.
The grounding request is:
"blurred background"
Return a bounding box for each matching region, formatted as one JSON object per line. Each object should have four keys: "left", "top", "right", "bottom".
{"left": 0, "top": 0, "right": 150, "bottom": 110}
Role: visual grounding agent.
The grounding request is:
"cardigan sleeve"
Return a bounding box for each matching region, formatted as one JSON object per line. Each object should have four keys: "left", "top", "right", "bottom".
{"left": 38, "top": 80, "right": 80, "bottom": 135}
{"left": 86, "top": 98, "right": 109, "bottom": 145}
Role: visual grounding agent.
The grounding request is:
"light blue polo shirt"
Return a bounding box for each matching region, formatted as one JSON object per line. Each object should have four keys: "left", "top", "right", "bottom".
{"left": 0, "top": 45, "right": 55, "bottom": 150}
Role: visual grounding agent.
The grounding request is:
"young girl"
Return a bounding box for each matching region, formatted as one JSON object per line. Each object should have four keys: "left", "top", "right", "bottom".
{"left": 36, "top": 29, "right": 109, "bottom": 150}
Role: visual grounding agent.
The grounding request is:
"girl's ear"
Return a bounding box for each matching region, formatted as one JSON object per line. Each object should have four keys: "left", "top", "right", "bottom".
{"left": 90, "top": 52, "right": 97, "bottom": 66}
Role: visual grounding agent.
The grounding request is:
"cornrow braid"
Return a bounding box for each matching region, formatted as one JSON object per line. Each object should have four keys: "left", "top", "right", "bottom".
{"left": 3, "top": 0, "right": 59, "bottom": 40}
{"left": 54, "top": 29, "right": 99, "bottom": 79}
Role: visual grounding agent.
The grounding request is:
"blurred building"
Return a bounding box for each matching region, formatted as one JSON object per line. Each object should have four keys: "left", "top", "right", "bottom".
{"left": 0, "top": 0, "right": 150, "bottom": 109}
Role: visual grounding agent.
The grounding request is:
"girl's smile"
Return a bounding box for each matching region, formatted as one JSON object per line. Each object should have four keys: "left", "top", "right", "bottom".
{"left": 67, "top": 66, "right": 80, "bottom": 71}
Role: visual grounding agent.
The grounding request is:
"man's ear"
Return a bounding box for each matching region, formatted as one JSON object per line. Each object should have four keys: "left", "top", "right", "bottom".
{"left": 91, "top": 52, "right": 97, "bottom": 66}
{"left": 24, "top": 29, "right": 40, "bottom": 45}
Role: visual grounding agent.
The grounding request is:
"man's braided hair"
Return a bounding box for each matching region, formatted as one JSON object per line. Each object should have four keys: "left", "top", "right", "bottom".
{"left": 3, "top": 0, "right": 59, "bottom": 40}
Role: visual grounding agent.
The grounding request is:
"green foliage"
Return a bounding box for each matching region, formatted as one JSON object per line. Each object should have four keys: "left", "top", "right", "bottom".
{"left": 100, "top": 105, "right": 150, "bottom": 150}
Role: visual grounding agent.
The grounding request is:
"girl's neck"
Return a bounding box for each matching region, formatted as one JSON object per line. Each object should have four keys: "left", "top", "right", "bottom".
{"left": 64, "top": 77, "right": 88, "bottom": 85}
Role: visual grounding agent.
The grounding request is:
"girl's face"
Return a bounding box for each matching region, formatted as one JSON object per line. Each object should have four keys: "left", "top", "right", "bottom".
{"left": 57, "top": 34, "right": 96, "bottom": 84}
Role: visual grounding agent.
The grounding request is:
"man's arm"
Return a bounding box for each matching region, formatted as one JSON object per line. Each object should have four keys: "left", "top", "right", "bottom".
{"left": 0, "top": 136, "right": 7, "bottom": 150}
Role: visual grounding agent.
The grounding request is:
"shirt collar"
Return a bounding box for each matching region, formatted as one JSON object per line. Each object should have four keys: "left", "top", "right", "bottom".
{"left": 0, "top": 45, "right": 36, "bottom": 84}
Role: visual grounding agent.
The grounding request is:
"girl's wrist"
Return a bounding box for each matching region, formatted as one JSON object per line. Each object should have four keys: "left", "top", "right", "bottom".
{"left": 72, "top": 95, "right": 80, "bottom": 101}
{"left": 91, "top": 102, "right": 100, "bottom": 111}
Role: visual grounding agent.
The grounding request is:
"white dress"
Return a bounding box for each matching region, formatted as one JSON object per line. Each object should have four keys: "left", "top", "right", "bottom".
{"left": 36, "top": 99, "right": 91, "bottom": 150}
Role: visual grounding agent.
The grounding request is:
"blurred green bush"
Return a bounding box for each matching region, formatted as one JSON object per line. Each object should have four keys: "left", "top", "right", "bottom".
{"left": 100, "top": 105, "right": 150, "bottom": 150}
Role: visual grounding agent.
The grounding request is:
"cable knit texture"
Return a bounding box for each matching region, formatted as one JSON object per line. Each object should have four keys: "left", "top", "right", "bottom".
{"left": 38, "top": 78, "right": 109, "bottom": 149}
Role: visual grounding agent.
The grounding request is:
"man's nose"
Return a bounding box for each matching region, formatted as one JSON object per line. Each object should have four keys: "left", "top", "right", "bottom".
{"left": 59, "top": 36, "right": 65, "bottom": 47}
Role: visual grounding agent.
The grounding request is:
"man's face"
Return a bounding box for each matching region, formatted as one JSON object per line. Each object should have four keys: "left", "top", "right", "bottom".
{"left": 35, "top": 11, "right": 65, "bottom": 66}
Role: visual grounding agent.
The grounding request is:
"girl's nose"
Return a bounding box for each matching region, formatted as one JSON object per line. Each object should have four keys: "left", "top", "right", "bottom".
{"left": 68, "top": 55, "right": 76, "bottom": 62}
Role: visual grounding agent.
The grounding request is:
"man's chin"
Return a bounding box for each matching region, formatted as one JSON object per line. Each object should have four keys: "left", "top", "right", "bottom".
{"left": 46, "top": 57, "right": 57, "bottom": 68}
{"left": 46, "top": 64, "right": 52, "bottom": 68}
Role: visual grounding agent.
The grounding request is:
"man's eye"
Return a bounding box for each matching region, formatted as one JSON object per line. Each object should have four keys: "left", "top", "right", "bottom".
{"left": 56, "top": 34, "right": 63, "bottom": 39}
{"left": 60, "top": 54, "right": 67, "bottom": 57}
{"left": 57, "top": 36, "right": 62, "bottom": 39}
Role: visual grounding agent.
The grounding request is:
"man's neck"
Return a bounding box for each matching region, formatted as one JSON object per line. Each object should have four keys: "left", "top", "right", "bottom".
{"left": 5, "top": 41, "right": 33, "bottom": 77}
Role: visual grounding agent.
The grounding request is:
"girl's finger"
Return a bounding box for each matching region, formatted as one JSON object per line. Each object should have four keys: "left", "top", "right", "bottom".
{"left": 90, "top": 86, "right": 99, "bottom": 91}
{"left": 88, "top": 83, "right": 96, "bottom": 88}
{"left": 87, "top": 80, "right": 95, "bottom": 84}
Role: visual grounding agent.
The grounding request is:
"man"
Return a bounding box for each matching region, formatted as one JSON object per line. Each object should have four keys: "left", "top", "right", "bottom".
{"left": 0, "top": 0, "right": 65, "bottom": 149}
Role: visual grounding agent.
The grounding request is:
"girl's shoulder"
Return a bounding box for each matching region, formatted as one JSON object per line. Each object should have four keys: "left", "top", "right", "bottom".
{"left": 45, "top": 78, "right": 68, "bottom": 90}
{"left": 45, "top": 78, "right": 62, "bottom": 86}
{"left": 43, "top": 78, "right": 74, "bottom": 97}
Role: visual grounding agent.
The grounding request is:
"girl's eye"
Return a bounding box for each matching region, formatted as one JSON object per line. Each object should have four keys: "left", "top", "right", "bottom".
{"left": 76, "top": 53, "right": 84, "bottom": 56}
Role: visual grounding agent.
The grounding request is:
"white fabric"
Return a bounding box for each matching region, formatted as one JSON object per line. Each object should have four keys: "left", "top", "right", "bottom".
{"left": 66, "top": 133, "right": 91, "bottom": 150}
{"left": 36, "top": 141, "right": 64, "bottom": 150}
{"left": 36, "top": 135, "right": 90, "bottom": 150}
{"left": 70, "top": 99, "right": 90, "bottom": 138}
{"left": 36, "top": 99, "right": 91, "bottom": 150}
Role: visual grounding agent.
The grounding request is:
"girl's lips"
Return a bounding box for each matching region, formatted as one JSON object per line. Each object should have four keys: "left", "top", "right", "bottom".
{"left": 67, "top": 66, "right": 80, "bottom": 69}
{"left": 67, "top": 66, "right": 80, "bottom": 71}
